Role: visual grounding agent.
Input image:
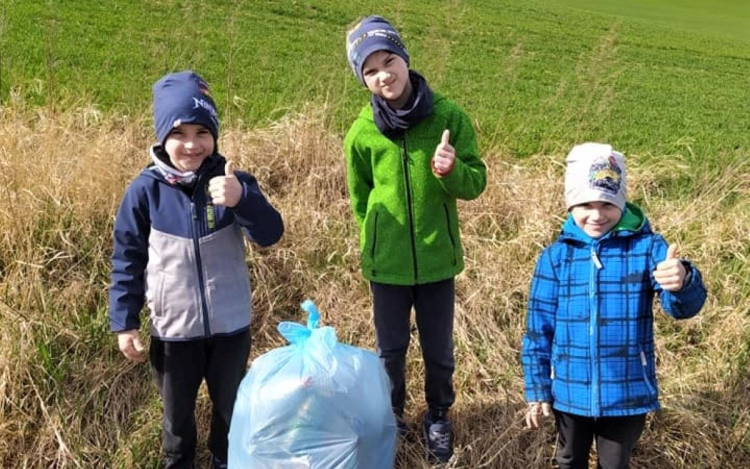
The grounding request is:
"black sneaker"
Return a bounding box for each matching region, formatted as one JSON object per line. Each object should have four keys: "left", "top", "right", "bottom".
{"left": 423, "top": 410, "right": 453, "bottom": 463}
{"left": 395, "top": 414, "right": 409, "bottom": 438}
{"left": 211, "top": 456, "right": 227, "bottom": 469}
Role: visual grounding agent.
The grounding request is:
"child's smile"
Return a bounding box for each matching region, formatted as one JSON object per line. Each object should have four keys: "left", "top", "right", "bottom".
{"left": 570, "top": 201, "right": 622, "bottom": 238}
{"left": 164, "top": 123, "right": 215, "bottom": 172}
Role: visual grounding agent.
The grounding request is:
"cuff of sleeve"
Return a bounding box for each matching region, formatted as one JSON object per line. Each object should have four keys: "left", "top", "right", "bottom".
{"left": 431, "top": 159, "right": 455, "bottom": 177}
{"left": 679, "top": 260, "right": 693, "bottom": 291}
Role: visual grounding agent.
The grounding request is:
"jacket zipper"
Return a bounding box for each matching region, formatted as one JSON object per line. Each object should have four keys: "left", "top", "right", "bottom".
{"left": 401, "top": 138, "right": 419, "bottom": 283}
{"left": 190, "top": 191, "right": 212, "bottom": 337}
{"left": 589, "top": 244, "right": 602, "bottom": 415}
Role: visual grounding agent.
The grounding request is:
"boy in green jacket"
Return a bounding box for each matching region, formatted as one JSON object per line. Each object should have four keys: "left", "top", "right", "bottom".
{"left": 344, "top": 15, "right": 486, "bottom": 463}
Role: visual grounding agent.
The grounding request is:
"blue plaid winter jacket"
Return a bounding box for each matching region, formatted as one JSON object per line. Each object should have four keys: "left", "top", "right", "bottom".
{"left": 522, "top": 204, "right": 706, "bottom": 417}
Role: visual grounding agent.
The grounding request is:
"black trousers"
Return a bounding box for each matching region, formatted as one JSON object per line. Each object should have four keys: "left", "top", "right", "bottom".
{"left": 371, "top": 279, "right": 455, "bottom": 417}
{"left": 149, "top": 330, "right": 252, "bottom": 469}
{"left": 554, "top": 410, "right": 647, "bottom": 469}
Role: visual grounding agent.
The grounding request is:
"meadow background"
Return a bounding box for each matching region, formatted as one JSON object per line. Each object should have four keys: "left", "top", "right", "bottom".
{"left": 1, "top": 0, "right": 749, "bottom": 467}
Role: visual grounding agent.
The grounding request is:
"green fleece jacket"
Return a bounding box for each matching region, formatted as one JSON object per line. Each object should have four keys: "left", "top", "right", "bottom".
{"left": 344, "top": 93, "right": 487, "bottom": 285}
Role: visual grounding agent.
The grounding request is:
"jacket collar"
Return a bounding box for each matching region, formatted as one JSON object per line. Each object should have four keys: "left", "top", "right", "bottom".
{"left": 559, "top": 202, "right": 650, "bottom": 245}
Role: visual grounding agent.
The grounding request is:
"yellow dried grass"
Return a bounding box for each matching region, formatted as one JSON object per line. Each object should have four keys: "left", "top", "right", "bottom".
{"left": 0, "top": 102, "right": 748, "bottom": 467}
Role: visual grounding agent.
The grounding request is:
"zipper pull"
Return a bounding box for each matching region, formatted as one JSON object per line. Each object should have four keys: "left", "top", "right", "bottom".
{"left": 203, "top": 183, "right": 216, "bottom": 231}
{"left": 207, "top": 203, "right": 215, "bottom": 231}
{"left": 591, "top": 248, "right": 603, "bottom": 270}
{"left": 190, "top": 202, "right": 197, "bottom": 221}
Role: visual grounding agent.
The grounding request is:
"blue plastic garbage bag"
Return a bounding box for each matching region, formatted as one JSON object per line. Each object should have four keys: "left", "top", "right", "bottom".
{"left": 228, "top": 300, "right": 397, "bottom": 469}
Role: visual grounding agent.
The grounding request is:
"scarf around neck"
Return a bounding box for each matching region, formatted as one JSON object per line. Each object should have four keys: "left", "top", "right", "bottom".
{"left": 149, "top": 144, "right": 197, "bottom": 186}
{"left": 371, "top": 70, "right": 434, "bottom": 140}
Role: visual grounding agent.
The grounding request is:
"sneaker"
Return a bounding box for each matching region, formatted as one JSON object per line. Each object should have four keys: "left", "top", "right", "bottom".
{"left": 396, "top": 416, "right": 408, "bottom": 438}
{"left": 423, "top": 410, "right": 453, "bottom": 463}
{"left": 211, "top": 456, "right": 227, "bottom": 469}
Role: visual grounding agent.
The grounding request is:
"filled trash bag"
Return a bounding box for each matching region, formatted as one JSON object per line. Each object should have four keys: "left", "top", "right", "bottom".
{"left": 228, "top": 300, "right": 397, "bottom": 469}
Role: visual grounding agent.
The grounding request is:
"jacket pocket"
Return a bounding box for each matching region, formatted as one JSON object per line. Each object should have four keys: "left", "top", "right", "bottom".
{"left": 368, "top": 210, "right": 380, "bottom": 276}
{"left": 639, "top": 348, "right": 657, "bottom": 397}
{"left": 443, "top": 204, "right": 457, "bottom": 266}
{"left": 153, "top": 271, "right": 166, "bottom": 317}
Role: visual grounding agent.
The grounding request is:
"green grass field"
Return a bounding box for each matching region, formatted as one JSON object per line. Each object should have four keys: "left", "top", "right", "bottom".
{"left": 2, "top": 0, "right": 748, "bottom": 158}
{"left": 539, "top": 0, "right": 750, "bottom": 42}
{"left": 2, "top": 1, "right": 750, "bottom": 468}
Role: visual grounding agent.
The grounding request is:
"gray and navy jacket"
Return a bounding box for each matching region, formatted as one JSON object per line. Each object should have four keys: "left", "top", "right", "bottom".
{"left": 109, "top": 148, "right": 283, "bottom": 341}
{"left": 522, "top": 203, "right": 706, "bottom": 417}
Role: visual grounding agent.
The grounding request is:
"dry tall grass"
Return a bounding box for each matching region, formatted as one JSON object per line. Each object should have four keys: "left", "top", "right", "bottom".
{"left": 1, "top": 101, "right": 749, "bottom": 468}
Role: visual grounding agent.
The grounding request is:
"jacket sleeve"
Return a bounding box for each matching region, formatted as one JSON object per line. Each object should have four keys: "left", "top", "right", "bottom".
{"left": 231, "top": 171, "right": 284, "bottom": 247}
{"left": 343, "top": 125, "right": 373, "bottom": 228}
{"left": 435, "top": 107, "right": 487, "bottom": 201}
{"left": 109, "top": 183, "right": 150, "bottom": 333}
{"left": 521, "top": 247, "right": 558, "bottom": 403}
{"left": 650, "top": 235, "right": 707, "bottom": 319}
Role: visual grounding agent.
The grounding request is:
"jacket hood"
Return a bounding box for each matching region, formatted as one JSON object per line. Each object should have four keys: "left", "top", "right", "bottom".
{"left": 143, "top": 144, "right": 226, "bottom": 182}
{"left": 559, "top": 202, "right": 650, "bottom": 244}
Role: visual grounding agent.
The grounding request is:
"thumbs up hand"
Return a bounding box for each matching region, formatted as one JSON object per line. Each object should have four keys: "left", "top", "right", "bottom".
{"left": 432, "top": 129, "right": 455, "bottom": 177}
{"left": 653, "top": 244, "right": 687, "bottom": 292}
{"left": 208, "top": 160, "right": 242, "bottom": 207}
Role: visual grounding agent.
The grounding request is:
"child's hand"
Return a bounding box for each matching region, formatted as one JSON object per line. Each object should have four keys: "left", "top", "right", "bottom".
{"left": 525, "top": 401, "right": 551, "bottom": 429}
{"left": 654, "top": 244, "right": 687, "bottom": 292}
{"left": 208, "top": 160, "right": 242, "bottom": 207}
{"left": 117, "top": 330, "right": 146, "bottom": 363}
{"left": 432, "top": 129, "right": 455, "bottom": 177}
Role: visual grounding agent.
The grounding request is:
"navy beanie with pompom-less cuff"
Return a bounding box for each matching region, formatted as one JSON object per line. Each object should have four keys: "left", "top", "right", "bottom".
{"left": 346, "top": 16, "right": 409, "bottom": 85}
{"left": 152, "top": 70, "right": 220, "bottom": 148}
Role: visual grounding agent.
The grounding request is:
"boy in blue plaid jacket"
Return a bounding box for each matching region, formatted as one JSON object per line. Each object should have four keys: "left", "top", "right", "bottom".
{"left": 521, "top": 143, "right": 707, "bottom": 469}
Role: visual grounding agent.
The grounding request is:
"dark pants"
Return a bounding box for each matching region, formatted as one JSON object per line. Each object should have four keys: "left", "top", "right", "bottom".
{"left": 554, "top": 410, "right": 647, "bottom": 469}
{"left": 149, "top": 330, "right": 252, "bottom": 469}
{"left": 371, "top": 279, "right": 455, "bottom": 417}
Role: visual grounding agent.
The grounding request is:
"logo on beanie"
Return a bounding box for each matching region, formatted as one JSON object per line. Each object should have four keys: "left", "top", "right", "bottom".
{"left": 348, "top": 29, "right": 406, "bottom": 54}
{"left": 192, "top": 97, "right": 219, "bottom": 125}
{"left": 588, "top": 155, "right": 622, "bottom": 195}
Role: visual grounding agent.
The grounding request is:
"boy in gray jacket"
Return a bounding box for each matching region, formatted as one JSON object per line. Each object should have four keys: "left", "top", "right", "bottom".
{"left": 109, "top": 71, "right": 283, "bottom": 469}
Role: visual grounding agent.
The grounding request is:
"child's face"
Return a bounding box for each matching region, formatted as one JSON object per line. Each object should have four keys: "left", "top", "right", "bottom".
{"left": 163, "top": 124, "right": 215, "bottom": 172}
{"left": 362, "top": 51, "right": 412, "bottom": 109}
{"left": 570, "top": 201, "right": 622, "bottom": 238}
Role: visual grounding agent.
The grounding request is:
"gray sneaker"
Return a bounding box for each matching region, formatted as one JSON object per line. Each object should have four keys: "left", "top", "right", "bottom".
{"left": 423, "top": 410, "right": 453, "bottom": 463}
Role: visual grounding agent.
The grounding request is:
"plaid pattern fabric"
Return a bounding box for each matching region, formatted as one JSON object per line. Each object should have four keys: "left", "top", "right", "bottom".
{"left": 522, "top": 209, "right": 706, "bottom": 417}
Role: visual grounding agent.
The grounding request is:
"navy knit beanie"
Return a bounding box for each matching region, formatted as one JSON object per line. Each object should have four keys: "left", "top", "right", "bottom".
{"left": 346, "top": 16, "right": 409, "bottom": 85}
{"left": 152, "top": 71, "right": 220, "bottom": 147}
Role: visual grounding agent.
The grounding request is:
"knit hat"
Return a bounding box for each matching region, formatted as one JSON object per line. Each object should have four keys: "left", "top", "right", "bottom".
{"left": 152, "top": 71, "right": 220, "bottom": 147}
{"left": 346, "top": 16, "right": 409, "bottom": 85}
{"left": 564, "top": 142, "right": 627, "bottom": 212}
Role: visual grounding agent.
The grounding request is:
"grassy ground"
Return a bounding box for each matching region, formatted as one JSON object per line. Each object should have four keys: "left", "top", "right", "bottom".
{"left": 1, "top": 1, "right": 750, "bottom": 468}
